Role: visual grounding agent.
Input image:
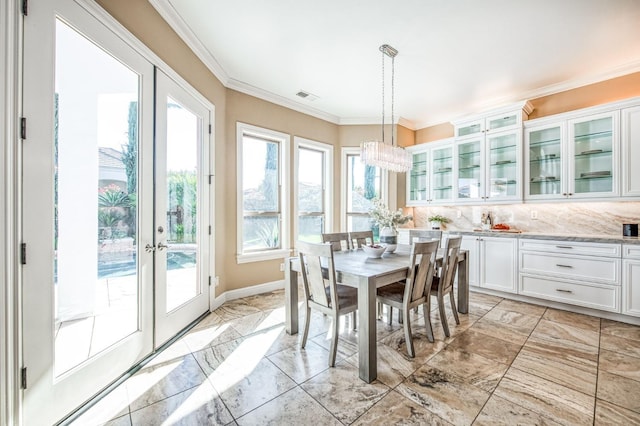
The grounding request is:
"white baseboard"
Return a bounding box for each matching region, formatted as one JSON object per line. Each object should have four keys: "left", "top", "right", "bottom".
{"left": 210, "top": 280, "right": 285, "bottom": 311}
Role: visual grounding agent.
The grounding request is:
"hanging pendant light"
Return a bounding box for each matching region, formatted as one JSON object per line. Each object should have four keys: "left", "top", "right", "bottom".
{"left": 360, "top": 44, "right": 412, "bottom": 173}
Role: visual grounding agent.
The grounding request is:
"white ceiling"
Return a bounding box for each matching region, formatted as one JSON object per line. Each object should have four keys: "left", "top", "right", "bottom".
{"left": 151, "top": 0, "right": 640, "bottom": 129}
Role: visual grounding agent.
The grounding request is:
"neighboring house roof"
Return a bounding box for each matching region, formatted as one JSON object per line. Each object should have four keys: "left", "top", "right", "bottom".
{"left": 99, "top": 147, "right": 125, "bottom": 169}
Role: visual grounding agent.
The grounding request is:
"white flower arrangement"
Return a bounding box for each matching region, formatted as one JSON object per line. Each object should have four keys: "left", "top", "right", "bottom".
{"left": 368, "top": 198, "right": 412, "bottom": 230}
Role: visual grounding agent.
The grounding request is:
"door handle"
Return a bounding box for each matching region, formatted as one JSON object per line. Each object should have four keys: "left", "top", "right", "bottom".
{"left": 144, "top": 244, "right": 156, "bottom": 253}
{"left": 157, "top": 242, "right": 169, "bottom": 251}
{"left": 556, "top": 264, "right": 573, "bottom": 268}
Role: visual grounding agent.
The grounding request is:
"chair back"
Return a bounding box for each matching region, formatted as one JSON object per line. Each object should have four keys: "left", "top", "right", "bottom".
{"left": 439, "top": 236, "right": 462, "bottom": 294}
{"left": 349, "top": 230, "right": 374, "bottom": 249}
{"left": 405, "top": 240, "right": 440, "bottom": 304}
{"left": 297, "top": 241, "right": 337, "bottom": 310}
{"left": 322, "top": 232, "right": 351, "bottom": 251}
{"left": 409, "top": 229, "right": 442, "bottom": 244}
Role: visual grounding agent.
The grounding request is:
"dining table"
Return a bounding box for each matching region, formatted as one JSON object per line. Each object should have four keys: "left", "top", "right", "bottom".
{"left": 284, "top": 244, "right": 469, "bottom": 383}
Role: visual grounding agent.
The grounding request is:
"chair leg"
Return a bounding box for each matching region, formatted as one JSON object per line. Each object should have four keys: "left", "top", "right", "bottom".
{"left": 387, "top": 306, "right": 393, "bottom": 325}
{"left": 449, "top": 291, "right": 460, "bottom": 325}
{"left": 398, "top": 310, "right": 403, "bottom": 324}
{"left": 438, "top": 293, "right": 451, "bottom": 337}
{"left": 403, "top": 307, "right": 414, "bottom": 358}
{"left": 351, "top": 311, "right": 357, "bottom": 330}
{"left": 301, "top": 306, "right": 311, "bottom": 348}
{"left": 422, "top": 302, "right": 434, "bottom": 343}
{"left": 328, "top": 315, "right": 340, "bottom": 367}
{"left": 377, "top": 302, "right": 383, "bottom": 320}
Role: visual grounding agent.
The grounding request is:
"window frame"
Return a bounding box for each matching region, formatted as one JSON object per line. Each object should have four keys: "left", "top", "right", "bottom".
{"left": 293, "top": 137, "right": 333, "bottom": 244}
{"left": 340, "top": 147, "right": 388, "bottom": 232}
{"left": 236, "top": 122, "right": 290, "bottom": 263}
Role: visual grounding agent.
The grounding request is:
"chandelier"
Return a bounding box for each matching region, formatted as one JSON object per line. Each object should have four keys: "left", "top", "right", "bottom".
{"left": 360, "top": 44, "right": 412, "bottom": 173}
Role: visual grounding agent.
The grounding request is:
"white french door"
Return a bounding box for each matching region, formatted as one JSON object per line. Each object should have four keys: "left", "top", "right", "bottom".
{"left": 21, "top": 1, "right": 211, "bottom": 424}
{"left": 153, "top": 70, "right": 211, "bottom": 346}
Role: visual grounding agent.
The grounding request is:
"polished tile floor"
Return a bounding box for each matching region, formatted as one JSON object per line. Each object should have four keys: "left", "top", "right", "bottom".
{"left": 73, "top": 289, "right": 640, "bottom": 425}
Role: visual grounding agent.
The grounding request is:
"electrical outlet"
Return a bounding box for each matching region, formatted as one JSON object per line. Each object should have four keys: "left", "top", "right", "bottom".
{"left": 279, "top": 263, "right": 285, "bottom": 272}
{"left": 214, "top": 276, "right": 220, "bottom": 287}
{"left": 530, "top": 210, "right": 538, "bottom": 220}
{"left": 456, "top": 210, "right": 462, "bottom": 218}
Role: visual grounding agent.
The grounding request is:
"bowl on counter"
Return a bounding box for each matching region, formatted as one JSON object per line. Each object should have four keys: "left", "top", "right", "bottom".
{"left": 363, "top": 244, "right": 386, "bottom": 258}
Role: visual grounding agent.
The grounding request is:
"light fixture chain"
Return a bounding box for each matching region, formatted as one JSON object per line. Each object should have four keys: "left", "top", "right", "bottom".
{"left": 381, "top": 47, "right": 385, "bottom": 143}
{"left": 391, "top": 54, "right": 395, "bottom": 148}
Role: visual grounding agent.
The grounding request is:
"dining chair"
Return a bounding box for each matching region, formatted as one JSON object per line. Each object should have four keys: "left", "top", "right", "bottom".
{"left": 409, "top": 229, "right": 443, "bottom": 244}
{"left": 428, "top": 235, "right": 462, "bottom": 339}
{"left": 321, "top": 232, "right": 351, "bottom": 251}
{"left": 376, "top": 240, "right": 439, "bottom": 357}
{"left": 349, "top": 230, "right": 374, "bottom": 249}
{"left": 297, "top": 241, "right": 358, "bottom": 367}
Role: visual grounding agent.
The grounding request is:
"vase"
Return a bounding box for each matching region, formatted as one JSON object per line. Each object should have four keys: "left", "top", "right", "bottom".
{"left": 379, "top": 227, "right": 397, "bottom": 253}
{"left": 431, "top": 221, "right": 441, "bottom": 230}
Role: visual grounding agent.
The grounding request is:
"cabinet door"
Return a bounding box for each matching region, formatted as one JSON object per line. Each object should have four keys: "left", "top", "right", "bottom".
{"left": 456, "top": 119, "right": 484, "bottom": 138}
{"left": 487, "top": 130, "right": 521, "bottom": 201}
{"left": 456, "top": 139, "right": 484, "bottom": 202}
{"left": 407, "top": 150, "right": 429, "bottom": 204}
{"left": 525, "top": 123, "right": 566, "bottom": 200}
{"left": 623, "top": 259, "right": 640, "bottom": 317}
{"left": 481, "top": 237, "right": 517, "bottom": 293}
{"left": 485, "top": 110, "right": 521, "bottom": 133}
{"left": 568, "top": 111, "right": 619, "bottom": 198}
{"left": 622, "top": 106, "right": 640, "bottom": 197}
{"left": 431, "top": 145, "right": 453, "bottom": 203}
{"left": 461, "top": 236, "right": 479, "bottom": 287}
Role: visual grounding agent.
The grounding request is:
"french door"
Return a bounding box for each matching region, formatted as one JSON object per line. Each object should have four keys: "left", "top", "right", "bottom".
{"left": 21, "top": 1, "right": 211, "bottom": 424}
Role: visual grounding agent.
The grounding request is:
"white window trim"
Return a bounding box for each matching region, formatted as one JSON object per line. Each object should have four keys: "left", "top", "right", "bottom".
{"left": 236, "top": 122, "right": 291, "bottom": 263}
{"left": 293, "top": 137, "right": 333, "bottom": 245}
{"left": 340, "top": 147, "right": 388, "bottom": 232}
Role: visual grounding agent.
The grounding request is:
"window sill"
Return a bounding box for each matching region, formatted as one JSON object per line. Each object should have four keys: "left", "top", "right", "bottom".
{"left": 236, "top": 249, "right": 292, "bottom": 264}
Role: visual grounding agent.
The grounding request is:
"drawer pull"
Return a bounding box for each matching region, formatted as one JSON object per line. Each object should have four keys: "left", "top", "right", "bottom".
{"left": 555, "top": 245, "right": 573, "bottom": 249}
{"left": 555, "top": 289, "right": 573, "bottom": 294}
{"left": 556, "top": 264, "right": 573, "bottom": 268}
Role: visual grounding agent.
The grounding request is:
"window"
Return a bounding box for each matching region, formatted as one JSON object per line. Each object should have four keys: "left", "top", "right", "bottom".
{"left": 294, "top": 137, "right": 333, "bottom": 243}
{"left": 237, "top": 123, "right": 290, "bottom": 263}
{"left": 341, "top": 148, "right": 385, "bottom": 232}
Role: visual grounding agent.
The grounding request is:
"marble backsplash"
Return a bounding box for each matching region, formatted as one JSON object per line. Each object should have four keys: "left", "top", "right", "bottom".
{"left": 407, "top": 201, "right": 640, "bottom": 236}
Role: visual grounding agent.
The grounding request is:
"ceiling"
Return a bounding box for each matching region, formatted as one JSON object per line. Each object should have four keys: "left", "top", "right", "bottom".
{"left": 150, "top": 0, "right": 640, "bottom": 129}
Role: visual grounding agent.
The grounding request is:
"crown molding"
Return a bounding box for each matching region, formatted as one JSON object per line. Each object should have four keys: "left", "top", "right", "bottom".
{"left": 338, "top": 116, "right": 417, "bottom": 130}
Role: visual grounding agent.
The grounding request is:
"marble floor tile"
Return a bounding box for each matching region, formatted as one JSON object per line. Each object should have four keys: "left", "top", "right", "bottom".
{"left": 72, "top": 384, "right": 130, "bottom": 425}
{"left": 352, "top": 390, "right": 452, "bottom": 425}
{"left": 210, "top": 357, "right": 297, "bottom": 418}
{"left": 531, "top": 318, "right": 600, "bottom": 348}
{"left": 511, "top": 335, "right": 598, "bottom": 395}
{"left": 470, "top": 318, "right": 530, "bottom": 346}
{"left": 267, "top": 340, "right": 332, "bottom": 384}
{"left": 417, "top": 311, "right": 480, "bottom": 343}
{"left": 601, "top": 318, "right": 640, "bottom": 342}
{"left": 598, "top": 349, "right": 640, "bottom": 382}
{"left": 104, "top": 415, "right": 132, "bottom": 426}
{"left": 494, "top": 299, "right": 546, "bottom": 317}
{"left": 542, "top": 307, "right": 601, "bottom": 332}
{"left": 126, "top": 354, "right": 207, "bottom": 412}
{"left": 595, "top": 399, "right": 640, "bottom": 425}
{"left": 346, "top": 343, "right": 422, "bottom": 388}
{"left": 129, "top": 380, "right": 233, "bottom": 426}
{"left": 214, "top": 300, "right": 262, "bottom": 321}
{"left": 467, "top": 292, "right": 503, "bottom": 315}
{"left": 180, "top": 322, "right": 243, "bottom": 353}
{"left": 600, "top": 332, "right": 640, "bottom": 358}
{"left": 426, "top": 346, "right": 509, "bottom": 392}
{"left": 227, "top": 308, "right": 285, "bottom": 336}
{"left": 396, "top": 365, "right": 490, "bottom": 426}
{"left": 474, "top": 394, "right": 563, "bottom": 426}
{"left": 192, "top": 311, "right": 225, "bottom": 331}
{"left": 446, "top": 328, "right": 522, "bottom": 365}
{"left": 380, "top": 329, "right": 446, "bottom": 361}
{"left": 235, "top": 387, "right": 340, "bottom": 426}
{"left": 311, "top": 333, "right": 359, "bottom": 359}
{"left": 597, "top": 370, "right": 640, "bottom": 413}
{"left": 300, "top": 363, "right": 390, "bottom": 425}
{"left": 481, "top": 307, "right": 540, "bottom": 334}
{"left": 494, "top": 368, "right": 594, "bottom": 425}
{"left": 242, "top": 289, "right": 287, "bottom": 312}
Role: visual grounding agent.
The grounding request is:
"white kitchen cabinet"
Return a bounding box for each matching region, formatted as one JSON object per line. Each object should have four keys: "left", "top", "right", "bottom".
{"left": 406, "top": 139, "right": 454, "bottom": 206}
{"left": 622, "top": 245, "right": 640, "bottom": 317}
{"left": 525, "top": 110, "right": 621, "bottom": 200}
{"left": 621, "top": 106, "right": 640, "bottom": 197}
{"left": 461, "top": 235, "right": 517, "bottom": 293}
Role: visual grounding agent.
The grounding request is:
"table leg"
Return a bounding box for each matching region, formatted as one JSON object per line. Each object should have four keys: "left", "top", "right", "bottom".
{"left": 358, "top": 276, "right": 377, "bottom": 383}
{"left": 457, "top": 252, "right": 469, "bottom": 314}
{"left": 285, "top": 259, "right": 298, "bottom": 334}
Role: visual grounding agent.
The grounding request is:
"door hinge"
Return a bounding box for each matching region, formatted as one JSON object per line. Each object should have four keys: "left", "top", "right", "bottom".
{"left": 21, "top": 367, "right": 27, "bottom": 389}
{"left": 208, "top": 124, "right": 212, "bottom": 134}
{"left": 208, "top": 174, "right": 214, "bottom": 184}
{"left": 20, "top": 243, "right": 26, "bottom": 265}
{"left": 20, "top": 117, "right": 26, "bottom": 140}
{"left": 208, "top": 225, "right": 212, "bottom": 235}
{"left": 208, "top": 276, "right": 212, "bottom": 287}
{"left": 22, "top": 0, "right": 28, "bottom": 16}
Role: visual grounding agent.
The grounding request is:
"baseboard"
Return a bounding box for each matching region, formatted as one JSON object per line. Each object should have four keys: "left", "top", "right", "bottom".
{"left": 209, "top": 280, "right": 285, "bottom": 311}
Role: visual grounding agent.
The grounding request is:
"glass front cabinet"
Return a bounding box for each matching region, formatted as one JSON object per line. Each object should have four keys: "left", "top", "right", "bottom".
{"left": 406, "top": 139, "right": 454, "bottom": 206}
{"left": 525, "top": 110, "right": 620, "bottom": 200}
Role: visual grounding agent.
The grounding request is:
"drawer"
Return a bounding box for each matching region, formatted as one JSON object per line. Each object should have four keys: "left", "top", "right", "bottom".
{"left": 519, "top": 239, "right": 621, "bottom": 258}
{"left": 520, "top": 274, "right": 620, "bottom": 312}
{"left": 519, "top": 251, "right": 620, "bottom": 285}
{"left": 624, "top": 244, "right": 640, "bottom": 260}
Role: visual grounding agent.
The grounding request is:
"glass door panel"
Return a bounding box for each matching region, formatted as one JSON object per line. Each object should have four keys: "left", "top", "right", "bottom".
{"left": 487, "top": 113, "right": 518, "bottom": 131}
{"left": 456, "top": 120, "right": 483, "bottom": 138}
{"left": 572, "top": 116, "right": 613, "bottom": 194}
{"left": 488, "top": 133, "right": 518, "bottom": 198}
{"left": 431, "top": 146, "right": 453, "bottom": 201}
{"left": 528, "top": 126, "right": 563, "bottom": 196}
{"left": 409, "top": 151, "right": 428, "bottom": 202}
{"left": 457, "top": 140, "right": 482, "bottom": 200}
